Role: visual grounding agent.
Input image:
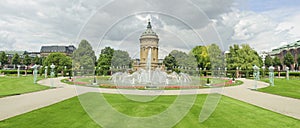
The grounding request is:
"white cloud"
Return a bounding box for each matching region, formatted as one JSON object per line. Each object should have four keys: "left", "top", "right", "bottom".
{"left": 0, "top": 0, "right": 299, "bottom": 59}
{"left": 216, "top": 8, "right": 300, "bottom": 52}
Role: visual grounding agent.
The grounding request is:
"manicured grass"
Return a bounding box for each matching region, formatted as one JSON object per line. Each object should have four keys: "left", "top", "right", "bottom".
{"left": 259, "top": 78, "right": 300, "bottom": 99}
{"left": 0, "top": 76, "right": 49, "bottom": 97}
{"left": 0, "top": 93, "right": 299, "bottom": 128}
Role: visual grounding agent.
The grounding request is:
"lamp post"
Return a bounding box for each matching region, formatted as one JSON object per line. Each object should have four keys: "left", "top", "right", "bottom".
{"left": 218, "top": 67, "right": 221, "bottom": 78}
{"left": 225, "top": 67, "right": 227, "bottom": 78}
{"left": 50, "top": 63, "right": 55, "bottom": 88}
{"left": 25, "top": 65, "right": 27, "bottom": 76}
{"left": 278, "top": 66, "right": 281, "bottom": 77}
{"left": 93, "top": 67, "right": 97, "bottom": 85}
{"left": 262, "top": 66, "right": 265, "bottom": 78}
{"left": 253, "top": 65, "right": 260, "bottom": 90}
{"left": 45, "top": 66, "right": 48, "bottom": 78}
{"left": 63, "top": 66, "right": 67, "bottom": 77}
{"left": 269, "top": 66, "right": 274, "bottom": 86}
{"left": 17, "top": 65, "right": 21, "bottom": 77}
{"left": 32, "top": 64, "right": 38, "bottom": 84}
{"left": 261, "top": 53, "right": 266, "bottom": 78}
{"left": 236, "top": 67, "right": 239, "bottom": 78}
{"left": 286, "top": 67, "right": 289, "bottom": 80}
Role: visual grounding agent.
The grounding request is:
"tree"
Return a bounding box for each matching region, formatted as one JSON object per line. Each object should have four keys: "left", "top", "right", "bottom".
{"left": 111, "top": 50, "right": 131, "bottom": 68}
{"left": 0, "top": 51, "right": 8, "bottom": 65}
{"left": 23, "top": 54, "right": 31, "bottom": 66}
{"left": 273, "top": 56, "right": 281, "bottom": 67}
{"left": 207, "top": 43, "right": 224, "bottom": 70}
{"left": 163, "top": 54, "right": 177, "bottom": 71}
{"left": 264, "top": 55, "right": 273, "bottom": 67}
{"left": 226, "top": 44, "right": 261, "bottom": 70}
{"left": 72, "top": 39, "right": 96, "bottom": 70}
{"left": 283, "top": 52, "right": 294, "bottom": 68}
{"left": 169, "top": 50, "right": 197, "bottom": 69}
{"left": 191, "top": 46, "right": 210, "bottom": 69}
{"left": 297, "top": 56, "right": 300, "bottom": 70}
{"left": 97, "top": 47, "right": 114, "bottom": 75}
{"left": 12, "top": 53, "right": 21, "bottom": 65}
{"left": 43, "top": 53, "right": 72, "bottom": 75}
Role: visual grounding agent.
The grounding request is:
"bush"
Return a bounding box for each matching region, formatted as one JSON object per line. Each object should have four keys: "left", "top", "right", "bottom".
{"left": 0, "top": 70, "right": 33, "bottom": 75}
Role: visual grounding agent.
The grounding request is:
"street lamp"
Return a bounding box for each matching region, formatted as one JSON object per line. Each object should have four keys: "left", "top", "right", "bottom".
{"left": 286, "top": 67, "right": 289, "bottom": 80}
{"left": 253, "top": 65, "right": 260, "bottom": 90}
{"left": 45, "top": 66, "right": 48, "bottom": 78}
{"left": 17, "top": 65, "right": 21, "bottom": 78}
{"left": 269, "top": 66, "right": 275, "bottom": 86}
{"left": 50, "top": 63, "right": 55, "bottom": 88}
{"left": 262, "top": 66, "right": 265, "bottom": 78}
{"left": 236, "top": 67, "right": 239, "bottom": 78}
{"left": 25, "top": 65, "right": 27, "bottom": 76}
{"left": 93, "top": 67, "right": 97, "bottom": 85}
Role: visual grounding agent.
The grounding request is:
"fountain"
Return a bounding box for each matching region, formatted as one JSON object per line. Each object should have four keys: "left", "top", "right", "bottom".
{"left": 110, "top": 48, "right": 192, "bottom": 89}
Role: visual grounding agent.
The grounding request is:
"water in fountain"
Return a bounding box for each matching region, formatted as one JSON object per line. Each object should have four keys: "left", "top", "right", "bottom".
{"left": 111, "top": 48, "right": 192, "bottom": 89}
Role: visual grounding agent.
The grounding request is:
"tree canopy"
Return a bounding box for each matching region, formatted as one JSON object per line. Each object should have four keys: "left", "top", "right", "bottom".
{"left": 72, "top": 39, "right": 96, "bottom": 70}
{"left": 12, "top": 53, "right": 21, "bottom": 65}
{"left": 273, "top": 56, "right": 281, "bottom": 67}
{"left": 111, "top": 50, "right": 132, "bottom": 68}
{"left": 191, "top": 46, "right": 210, "bottom": 69}
{"left": 283, "top": 52, "right": 294, "bottom": 68}
{"left": 264, "top": 55, "right": 273, "bottom": 67}
{"left": 43, "top": 53, "right": 72, "bottom": 72}
{"left": 163, "top": 53, "right": 177, "bottom": 71}
{"left": 97, "top": 47, "right": 114, "bottom": 75}
{"left": 226, "top": 44, "right": 261, "bottom": 70}
{"left": 23, "top": 54, "right": 32, "bottom": 66}
{"left": 0, "top": 51, "right": 8, "bottom": 65}
{"left": 207, "top": 43, "right": 224, "bottom": 70}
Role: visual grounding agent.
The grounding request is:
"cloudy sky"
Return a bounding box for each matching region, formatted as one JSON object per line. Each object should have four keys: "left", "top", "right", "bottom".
{"left": 0, "top": 0, "right": 300, "bottom": 58}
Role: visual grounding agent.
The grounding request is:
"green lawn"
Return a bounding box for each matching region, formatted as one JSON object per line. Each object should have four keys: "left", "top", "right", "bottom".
{"left": 259, "top": 78, "right": 300, "bottom": 99}
{"left": 0, "top": 93, "right": 299, "bottom": 128}
{"left": 0, "top": 76, "right": 49, "bottom": 97}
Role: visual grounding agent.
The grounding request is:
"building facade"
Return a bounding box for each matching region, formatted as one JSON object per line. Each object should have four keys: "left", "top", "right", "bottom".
{"left": 40, "top": 45, "right": 76, "bottom": 57}
{"left": 134, "top": 21, "right": 162, "bottom": 70}
{"left": 269, "top": 40, "right": 300, "bottom": 70}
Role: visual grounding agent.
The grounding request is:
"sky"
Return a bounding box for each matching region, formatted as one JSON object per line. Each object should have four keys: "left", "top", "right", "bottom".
{"left": 0, "top": 0, "right": 300, "bottom": 58}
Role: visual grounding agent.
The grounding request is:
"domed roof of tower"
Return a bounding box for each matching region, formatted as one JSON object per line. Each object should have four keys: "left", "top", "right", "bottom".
{"left": 141, "top": 21, "right": 158, "bottom": 37}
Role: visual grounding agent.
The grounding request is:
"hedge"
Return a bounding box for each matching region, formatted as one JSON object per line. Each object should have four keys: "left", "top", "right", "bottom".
{"left": 0, "top": 70, "right": 33, "bottom": 75}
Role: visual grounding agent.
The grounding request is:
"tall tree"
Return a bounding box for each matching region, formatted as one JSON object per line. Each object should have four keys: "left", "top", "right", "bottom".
{"left": 97, "top": 47, "right": 114, "bottom": 75}
{"left": 207, "top": 43, "right": 224, "bottom": 70}
{"left": 72, "top": 39, "right": 96, "bottom": 70}
{"left": 273, "top": 56, "right": 281, "bottom": 67}
{"left": 43, "top": 53, "right": 72, "bottom": 73}
{"left": 283, "top": 52, "right": 294, "bottom": 68}
{"left": 23, "top": 54, "right": 32, "bottom": 66}
{"left": 191, "top": 46, "right": 210, "bottom": 69}
{"left": 226, "top": 44, "right": 261, "bottom": 70}
{"left": 111, "top": 50, "right": 131, "bottom": 68}
{"left": 163, "top": 54, "right": 177, "bottom": 71}
{"left": 0, "top": 51, "right": 8, "bottom": 65}
{"left": 169, "top": 50, "right": 197, "bottom": 69}
{"left": 226, "top": 44, "right": 242, "bottom": 70}
{"left": 12, "top": 53, "right": 21, "bottom": 65}
{"left": 264, "top": 55, "right": 273, "bottom": 67}
{"left": 297, "top": 56, "right": 300, "bottom": 70}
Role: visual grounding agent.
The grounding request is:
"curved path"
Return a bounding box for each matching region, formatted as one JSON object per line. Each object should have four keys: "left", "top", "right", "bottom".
{"left": 0, "top": 77, "right": 299, "bottom": 121}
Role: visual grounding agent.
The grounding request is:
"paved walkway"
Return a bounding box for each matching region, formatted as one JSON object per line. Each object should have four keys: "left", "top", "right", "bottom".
{"left": 0, "top": 77, "right": 299, "bottom": 121}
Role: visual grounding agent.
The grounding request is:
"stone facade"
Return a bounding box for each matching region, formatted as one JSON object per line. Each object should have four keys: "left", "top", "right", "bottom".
{"left": 134, "top": 21, "right": 161, "bottom": 70}
{"left": 269, "top": 40, "right": 300, "bottom": 70}
{"left": 40, "top": 45, "right": 76, "bottom": 57}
